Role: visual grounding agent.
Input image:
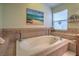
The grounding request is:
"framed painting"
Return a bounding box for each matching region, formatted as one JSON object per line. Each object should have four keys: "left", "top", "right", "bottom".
{"left": 26, "top": 8, "right": 44, "bottom": 25}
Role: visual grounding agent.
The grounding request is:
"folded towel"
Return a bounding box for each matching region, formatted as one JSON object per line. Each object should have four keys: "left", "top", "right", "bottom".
{"left": 0, "top": 37, "right": 5, "bottom": 44}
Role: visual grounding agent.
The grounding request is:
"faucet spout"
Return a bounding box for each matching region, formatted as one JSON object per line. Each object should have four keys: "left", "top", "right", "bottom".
{"left": 60, "top": 37, "right": 62, "bottom": 40}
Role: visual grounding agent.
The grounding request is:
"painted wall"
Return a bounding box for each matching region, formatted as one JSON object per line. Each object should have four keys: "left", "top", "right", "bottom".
{"left": 52, "top": 3, "right": 79, "bottom": 29}
{"left": 0, "top": 4, "right": 3, "bottom": 28}
{"left": 3, "top": 3, "right": 52, "bottom": 28}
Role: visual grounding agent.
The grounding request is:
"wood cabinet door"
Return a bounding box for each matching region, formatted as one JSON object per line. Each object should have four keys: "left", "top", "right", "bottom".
{"left": 76, "top": 37, "right": 79, "bottom": 56}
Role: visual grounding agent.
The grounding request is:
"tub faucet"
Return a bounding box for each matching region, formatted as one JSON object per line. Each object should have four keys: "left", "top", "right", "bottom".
{"left": 60, "top": 37, "right": 62, "bottom": 40}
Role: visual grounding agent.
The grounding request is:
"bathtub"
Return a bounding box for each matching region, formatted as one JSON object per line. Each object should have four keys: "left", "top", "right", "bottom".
{"left": 16, "top": 35, "right": 69, "bottom": 56}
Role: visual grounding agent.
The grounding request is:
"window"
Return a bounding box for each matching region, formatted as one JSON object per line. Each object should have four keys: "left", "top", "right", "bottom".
{"left": 53, "top": 9, "right": 68, "bottom": 30}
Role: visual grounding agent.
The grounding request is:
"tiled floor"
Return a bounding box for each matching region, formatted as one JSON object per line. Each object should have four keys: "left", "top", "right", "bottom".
{"left": 63, "top": 51, "right": 76, "bottom": 56}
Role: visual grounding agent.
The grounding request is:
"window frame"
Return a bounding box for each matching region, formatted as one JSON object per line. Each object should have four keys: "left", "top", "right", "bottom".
{"left": 53, "top": 9, "right": 68, "bottom": 31}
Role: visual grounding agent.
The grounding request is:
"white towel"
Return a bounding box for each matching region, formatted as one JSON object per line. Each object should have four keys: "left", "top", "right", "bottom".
{"left": 0, "top": 37, "right": 5, "bottom": 44}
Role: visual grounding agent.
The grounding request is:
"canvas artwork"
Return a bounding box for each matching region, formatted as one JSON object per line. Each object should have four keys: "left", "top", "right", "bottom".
{"left": 26, "top": 8, "right": 44, "bottom": 25}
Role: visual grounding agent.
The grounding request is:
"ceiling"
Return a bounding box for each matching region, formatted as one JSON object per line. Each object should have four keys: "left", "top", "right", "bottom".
{"left": 44, "top": 3, "right": 61, "bottom": 8}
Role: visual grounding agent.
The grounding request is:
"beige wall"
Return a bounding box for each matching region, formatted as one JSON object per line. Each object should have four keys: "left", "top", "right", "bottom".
{"left": 3, "top": 3, "right": 52, "bottom": 28}
{"left": 52, "top": 3, "right": 79, "bottom": 29}
{"left": 2, "top": 3, "right": 79, "bottom": 29}
{"left": 0, "top": 4, "right": 3, "bottom": 28}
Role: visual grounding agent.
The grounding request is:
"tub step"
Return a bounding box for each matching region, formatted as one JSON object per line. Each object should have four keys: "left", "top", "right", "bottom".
{"left": 63, "top": 51, "right": 76, "bottom": 56}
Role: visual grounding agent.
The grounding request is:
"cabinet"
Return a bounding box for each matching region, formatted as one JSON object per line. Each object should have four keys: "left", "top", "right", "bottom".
{"left": 76, "top": 36, "right": 79, "bottom": 56}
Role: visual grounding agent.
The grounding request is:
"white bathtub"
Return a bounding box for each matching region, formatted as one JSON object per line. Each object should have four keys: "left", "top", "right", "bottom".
{"left": 16, "top": 35, "right": 69, "bottom": 56}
